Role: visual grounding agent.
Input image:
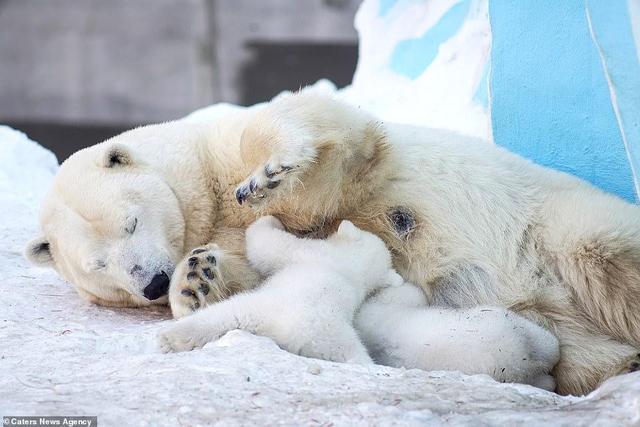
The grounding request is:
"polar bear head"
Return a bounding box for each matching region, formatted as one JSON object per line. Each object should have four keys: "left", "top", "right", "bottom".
{"left": 24, "top": 128, "right": 194, "bottom": 307}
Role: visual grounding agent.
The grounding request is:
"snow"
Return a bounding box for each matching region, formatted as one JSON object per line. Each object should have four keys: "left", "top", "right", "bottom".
{"left": 340, "top": 0, "right": 493, "bottom": 140}
{"left": 1, "top": 124, "right": 640, "bottom": 427}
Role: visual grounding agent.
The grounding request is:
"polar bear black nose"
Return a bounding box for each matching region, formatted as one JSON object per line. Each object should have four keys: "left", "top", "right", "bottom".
{"left": 143, "top": 271, "right": 170, "bottom": 300}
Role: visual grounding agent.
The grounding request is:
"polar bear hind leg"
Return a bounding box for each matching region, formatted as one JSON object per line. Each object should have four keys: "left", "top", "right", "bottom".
{"left": 542, "top": 189, "right": 640, "bottom": 348}
{"left": 299, "top": 323, "right": 373, "bottom": 365}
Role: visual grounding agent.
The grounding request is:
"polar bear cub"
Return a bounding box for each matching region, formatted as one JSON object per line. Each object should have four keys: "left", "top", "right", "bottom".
{"left": 159, "top": 216, "right": 403, "bottom": 363}
{"left": 355, "top": 284, "right": 560, "bottom": 390}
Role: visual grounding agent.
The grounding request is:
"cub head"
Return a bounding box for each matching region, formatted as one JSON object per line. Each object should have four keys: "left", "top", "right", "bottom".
{"left": 328, "top": 220, "right": 401, "bottom": 287}
{"left": 25, "top": 138, "right": 186, "bottom": 307}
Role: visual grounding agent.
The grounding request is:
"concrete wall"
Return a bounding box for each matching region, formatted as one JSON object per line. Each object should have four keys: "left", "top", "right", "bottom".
{"left": 0, "top": 0, "right": 215, "bottom": 125}
{"left": 0, "top": 0, "right": 359, "bottom": 127}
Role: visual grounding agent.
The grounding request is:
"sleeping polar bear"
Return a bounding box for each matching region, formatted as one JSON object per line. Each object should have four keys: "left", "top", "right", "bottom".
{"left": 25, "top": 91, "right": 640, "bottom": 395}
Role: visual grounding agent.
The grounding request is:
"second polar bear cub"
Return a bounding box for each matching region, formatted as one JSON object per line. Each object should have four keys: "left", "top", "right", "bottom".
{"left": 159, "top": 216, "right": 403, "bottom": 363}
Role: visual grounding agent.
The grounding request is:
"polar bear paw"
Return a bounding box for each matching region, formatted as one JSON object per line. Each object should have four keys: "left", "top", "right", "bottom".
{"left": 169, "top": 244, "right": 228, "bottom": 318}
{"left": 158, "top": 317, "right": 214, "bottom": 353}
{"left": 235, "top": 143, "right": 316, "bottom": 207}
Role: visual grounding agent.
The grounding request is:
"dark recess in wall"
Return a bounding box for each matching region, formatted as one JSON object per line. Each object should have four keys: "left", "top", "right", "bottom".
{"left": 240, "top": 42, "right": 358, "bottom": 105}
{"left": 5, "top": 121, "right": 130, "bottom": 163}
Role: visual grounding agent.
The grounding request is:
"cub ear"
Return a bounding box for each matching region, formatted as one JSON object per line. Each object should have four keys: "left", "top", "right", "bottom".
{"left": 25, "top": 236, "right": 55, "bottom": 267}
{"left": 337, "top": 220, "right": 360, "bottom": 238}
{"left": 386, "top": 270, "right": 404, "bottom": 287}
{"left": 99, "top": 143, "right": 133, "bottom": 168}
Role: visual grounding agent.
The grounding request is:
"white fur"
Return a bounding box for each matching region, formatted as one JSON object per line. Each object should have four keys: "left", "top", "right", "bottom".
{"left": 27, "top": 89, "right": 640, "bottom": 394}
{"left": 356, "top": 284, "right": 560, "bottom": 391}
{"left": 159, "top": 216, "right": 400, "bottom": 364}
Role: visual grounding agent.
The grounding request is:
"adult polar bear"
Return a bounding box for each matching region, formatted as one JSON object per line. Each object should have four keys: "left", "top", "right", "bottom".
{"left": 26, "top": 91, "right": 640, "bottom": 395}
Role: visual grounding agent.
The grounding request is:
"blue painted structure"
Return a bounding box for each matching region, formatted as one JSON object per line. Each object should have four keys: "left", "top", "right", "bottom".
{"left": 390, "top": 0, "right": 471, "bottom": 79}
{"left": 490, "top": 0, "right": 640, "bottom": 202}
{"left": 380, "top": 0, "right": 640, "bottom": 202}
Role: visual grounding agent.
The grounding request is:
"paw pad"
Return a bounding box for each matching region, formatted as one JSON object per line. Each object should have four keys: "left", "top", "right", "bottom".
{"left": 172, "top": 245, "right": 225, "bottom": 315}
{"left": 199, "top": 282, "right": 210, "bottom": 295}
{"left": 202, "top": 267, "right": 215, "bottom": 280}
{"left": 235, "top": 161, "right": 300, "bottom": 206}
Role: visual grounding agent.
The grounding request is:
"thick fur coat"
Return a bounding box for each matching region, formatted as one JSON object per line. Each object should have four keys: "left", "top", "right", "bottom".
{"left": 26, "top": 91, "right": 640, "bottom": 395}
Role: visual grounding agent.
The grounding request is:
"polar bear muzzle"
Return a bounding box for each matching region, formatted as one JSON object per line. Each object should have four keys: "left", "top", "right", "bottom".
{"left": 142, "top": 271, "right": 170, "bottom": 301}
{"left": 143, "top": 271, "right": 171, "bottom": 300}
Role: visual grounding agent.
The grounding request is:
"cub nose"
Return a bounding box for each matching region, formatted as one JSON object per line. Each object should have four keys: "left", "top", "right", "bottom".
{"left": 143, "top": 271, "right": 170, "bottom": 300}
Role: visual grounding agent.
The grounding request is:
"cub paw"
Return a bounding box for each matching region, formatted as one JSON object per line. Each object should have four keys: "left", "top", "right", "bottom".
{"left": 169, "top": 244, "right": 227, "bottom": 318}
{"left": 235, "top": 144, "right": 316, "bottom": 207}
{"left": 158, "top": 317, "right": 211, "bottom": 353}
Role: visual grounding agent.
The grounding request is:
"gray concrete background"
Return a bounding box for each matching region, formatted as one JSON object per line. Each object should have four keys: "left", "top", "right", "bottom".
{"left": 0, "top": 0, "right": 359, "bottom": 158}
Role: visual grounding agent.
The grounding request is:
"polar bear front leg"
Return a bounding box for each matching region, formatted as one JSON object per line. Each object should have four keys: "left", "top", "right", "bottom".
{"left": 234, "top": 130, "right": 318, "bottom": 208}
{"left": 159, "top": 296, "right": 257, "bottom": 352}
{"left": 233, "top": 93, "right": 389, "bottom": 224}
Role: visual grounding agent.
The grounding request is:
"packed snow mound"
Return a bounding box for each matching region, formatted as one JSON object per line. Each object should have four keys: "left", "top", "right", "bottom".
{"left": 0, "top": 126, "right": 58, "bottom": 257}
{"left": 2, "top": 128, "right": 640, "bottom": 426}
{"left": 341, "top": 0, "right": 492, "bottom": 139}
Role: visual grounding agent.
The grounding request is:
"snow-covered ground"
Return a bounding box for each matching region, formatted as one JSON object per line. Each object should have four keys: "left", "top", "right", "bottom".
{"left": 1, "top": 126, "right": 640, "bottom": 426}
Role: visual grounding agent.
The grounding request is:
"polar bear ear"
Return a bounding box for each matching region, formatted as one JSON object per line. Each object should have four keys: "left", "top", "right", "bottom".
{"left": 100, "top": 144, "right": 133, "bottom": 168}
{"left": 337, "top": 220, "right": 360, "bottom": 239}
{"left": 25, "top": 236, "right": 55, "bottom": 267}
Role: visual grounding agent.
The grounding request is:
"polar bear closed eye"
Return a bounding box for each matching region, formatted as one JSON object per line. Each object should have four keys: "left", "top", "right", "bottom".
{"left": 159, "top": 216, "right": 402, "bottom": 363}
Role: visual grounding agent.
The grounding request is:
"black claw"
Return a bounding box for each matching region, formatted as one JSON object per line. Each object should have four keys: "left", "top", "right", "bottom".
{"left": 249, "top": 178, "right": 258, "bottom": 194}
{"left": 202, "top": 267, "right": 215, "bottom": 280}
{"left": 188, "top": 257, "right": 198, "bottom": 268}
{"left": 265, "top": 164, "right": 276, "bottom": 178}
{"left": 266, "top": 180, "right": 280, "bottom": 189}
{"left": 206, "top": 255, "right": 217, "bottom": 265}
{"left": 199, "top": 282, "right": 210, "bottom": 295}
{"left": 187, "top": 272, "right": 198, "bottom": 281}
{"left": 630, "top": 361, "right": 640, "bottom": 372}
{"left": 266, "top": 164, "right": 293, "bottom": 178}
{"left": 235, "top": 186, "right": 249, "bottom": 205}
{"left": 192, "top": 248, "right": 206, "bottom": 255}
{"left": 181, "top": 288, "right": 196, "bottom": 297}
